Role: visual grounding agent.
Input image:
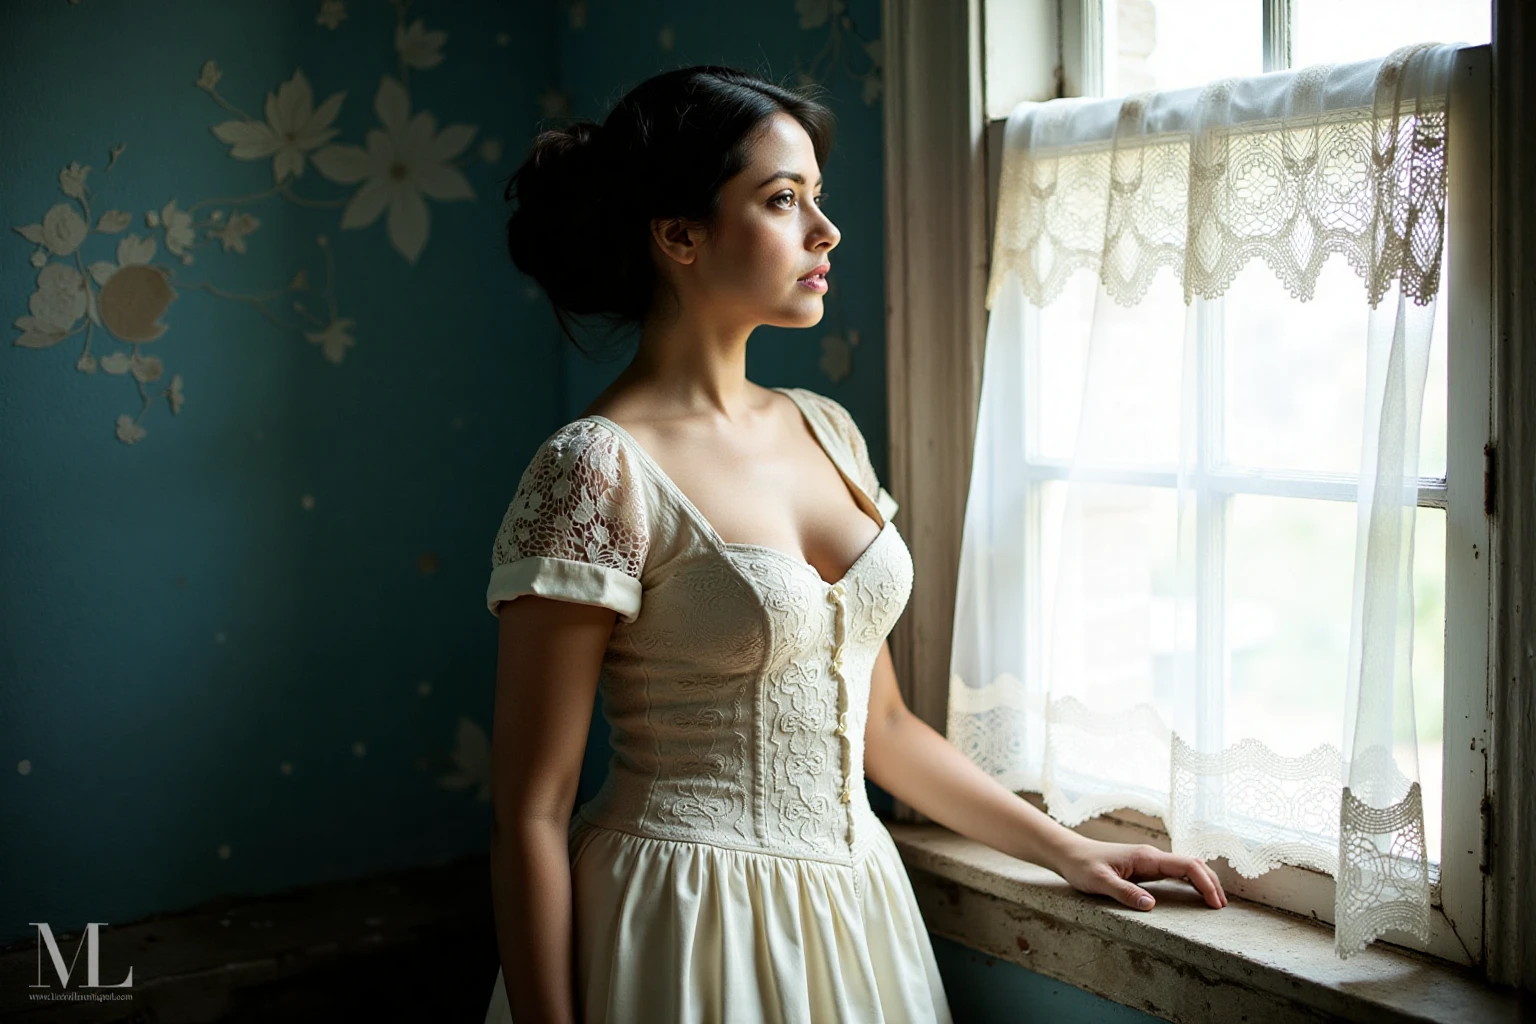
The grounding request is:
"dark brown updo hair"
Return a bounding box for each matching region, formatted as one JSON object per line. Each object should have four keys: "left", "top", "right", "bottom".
{"left": 504, "top": 65, "right": 836, "bottom": 355}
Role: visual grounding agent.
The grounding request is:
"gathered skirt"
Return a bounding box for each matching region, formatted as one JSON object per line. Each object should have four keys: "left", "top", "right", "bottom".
{"left": 484, "top": 813, "right": 952, "bottom": 1023}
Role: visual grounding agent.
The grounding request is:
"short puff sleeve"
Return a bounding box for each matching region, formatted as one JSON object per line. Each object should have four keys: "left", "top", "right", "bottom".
{"left": 795, "top": 389, "right": 899, "bottom": 523}
{"left": 486, "top": 421, "right": 649, "bottom": 622}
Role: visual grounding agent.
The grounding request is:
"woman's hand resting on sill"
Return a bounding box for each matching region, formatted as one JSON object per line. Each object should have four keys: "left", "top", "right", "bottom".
{"left": 1053, "top": 837, "right": 1228, "bottom": 911}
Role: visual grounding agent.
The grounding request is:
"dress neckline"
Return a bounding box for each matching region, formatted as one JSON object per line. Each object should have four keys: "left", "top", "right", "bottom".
{"left": 580, "top": 387, "right": 891, "bottom": 589}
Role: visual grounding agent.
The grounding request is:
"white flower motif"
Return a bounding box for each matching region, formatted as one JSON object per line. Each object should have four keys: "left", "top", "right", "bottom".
{"left": 195, "top": 59, "right": 222, "bottom": 92}
{"left": 479, "top": 138, "right": 502, "bottom": 164}
{"left": 317, "top": 0, "right": 346, "bottom": 30}
{"left": 159, "top": 200, "right": 195, "bottom": 256}
{"left": 395, "top": 19, "right": 445, "bottom": 70}
{"left": 209, "top": 212, "right": 261, "bottom": 253}
{"left": 210, "top": 69, "right": 346, "bottom": 183}
{"left": 14, "top": 263, "right": 88, "bottom": 348}
{"left": 115, "top": 414, "right": 146, "bottom": 445}
{"left": 167, "top": 374, "right": 185, "bottom": 414}
{"left": 32, "top": 264, "right": 88, "bottom": 326}
{"left": 305, "top": 317, "right": 356, "bottom": 364}
{"left": 311, "top": 76, "right": 476, "bottom": 264}
{"left": 29, "top": 251, "right": 46, "bottom": 268}
{"left": 22, "top": 203, "right": 89, "bottom": 256}
{"left": 58, "top": 161, "right": 90, "bottom": 200}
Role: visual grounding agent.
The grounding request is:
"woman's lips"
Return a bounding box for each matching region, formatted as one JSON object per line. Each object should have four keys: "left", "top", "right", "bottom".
{"left": 797, "top": 273, "right": 828, "bottom": 293}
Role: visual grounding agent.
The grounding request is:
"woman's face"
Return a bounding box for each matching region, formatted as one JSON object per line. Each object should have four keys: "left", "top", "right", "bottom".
{"left": 653, "top": 111, "right": 840, "bottom": 330}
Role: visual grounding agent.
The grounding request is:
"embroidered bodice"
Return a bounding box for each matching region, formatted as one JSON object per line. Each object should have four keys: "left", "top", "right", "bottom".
{"left": 486, "top": 387, "right": 912, "bottom": 866}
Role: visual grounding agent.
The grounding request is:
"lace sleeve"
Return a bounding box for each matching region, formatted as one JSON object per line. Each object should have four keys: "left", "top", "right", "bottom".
{"left": 486, "top": 420, "right": 650, "bottom": 621}
{"left": 796, "top": 389, "right": 899, "bottom": 523}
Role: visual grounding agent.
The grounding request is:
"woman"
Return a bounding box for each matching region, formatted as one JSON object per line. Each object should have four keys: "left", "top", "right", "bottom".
{"left": 484, "top": 65, "right": 1227, "bottom": 1024}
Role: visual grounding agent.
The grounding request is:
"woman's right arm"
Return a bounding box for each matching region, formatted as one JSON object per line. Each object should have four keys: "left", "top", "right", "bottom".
{"left": 490, "top": 592, "right": 617, "bottom": 1024}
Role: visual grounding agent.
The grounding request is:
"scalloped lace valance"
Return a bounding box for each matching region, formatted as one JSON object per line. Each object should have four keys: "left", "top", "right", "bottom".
{"left": 985, "top": 42, "right": 1459, "bottom": 311}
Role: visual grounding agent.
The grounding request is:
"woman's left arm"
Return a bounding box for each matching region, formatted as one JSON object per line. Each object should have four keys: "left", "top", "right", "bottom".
{"left": 863, "top": 640, "right": 1227, "bottom": 912}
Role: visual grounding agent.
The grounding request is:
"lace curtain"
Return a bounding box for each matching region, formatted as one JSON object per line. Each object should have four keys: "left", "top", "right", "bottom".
{"left": 948, "top": 42, "right": 1461, "bottom": 958}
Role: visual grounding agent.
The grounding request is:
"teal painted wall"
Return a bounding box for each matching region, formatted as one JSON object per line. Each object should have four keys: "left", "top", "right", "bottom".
{"left": 1, "top": 0, "right": 563, "bottom": 944}
{"left": 931, "top": 936, "right": 1160, "bottom": 1023}
{"left": 2, "top": 2, "right": 1144, "bottom": 1020}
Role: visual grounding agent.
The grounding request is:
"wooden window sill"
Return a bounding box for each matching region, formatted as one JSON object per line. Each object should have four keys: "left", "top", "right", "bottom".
{"left": 887, "top": 823, "right": 1528, "bottom": 1024}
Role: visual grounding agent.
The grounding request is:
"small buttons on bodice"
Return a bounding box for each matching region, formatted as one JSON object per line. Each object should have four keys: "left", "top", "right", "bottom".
{"left": 826, "top": 580, "right": 856, "bottom": 844}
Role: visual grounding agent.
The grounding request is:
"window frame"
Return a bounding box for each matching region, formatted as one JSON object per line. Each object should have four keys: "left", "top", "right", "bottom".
{"left": 978, "top": 1, "right": 1493, "bottom": 966}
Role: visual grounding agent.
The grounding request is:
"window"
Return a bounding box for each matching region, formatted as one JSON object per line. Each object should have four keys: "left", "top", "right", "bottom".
{"left": 978, "top": 2, "right": 1492, "bottom": 964}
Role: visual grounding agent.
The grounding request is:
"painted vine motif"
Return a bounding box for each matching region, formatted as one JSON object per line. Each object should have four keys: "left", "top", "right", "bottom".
{"left": 12, "top": 0, "right": 502, "bottom": 445}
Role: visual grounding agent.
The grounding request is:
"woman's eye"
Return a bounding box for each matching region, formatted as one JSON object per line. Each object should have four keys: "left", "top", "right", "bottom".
{"left": 772, "top": 192, "right": 827, "bottom": 209}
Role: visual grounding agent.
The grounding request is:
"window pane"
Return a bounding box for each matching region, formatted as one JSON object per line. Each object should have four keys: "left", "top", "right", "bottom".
{"left": 1225, "top": 495, "right": 1354, "bottom": 758}
{"left": 1223, "top": 258, "right": 1369, "bottom": 476}
{"left": 1039, "top": 481, "right": 1179, "bottom": 711}
{"left": 1291, "top": 0, "right": 1489, "bottom": 69}
{"left": 1112, "top": 0, "right": 1262, "bottom": 96}
{"left": 1224, "top": 494, "right": 1446, "bottom": 865}
{"left": 1222, "top": 254, "right": 1448, "bottom": 479}
{"left": 1033, "top": 271, "right": 1186, "bottom": 466}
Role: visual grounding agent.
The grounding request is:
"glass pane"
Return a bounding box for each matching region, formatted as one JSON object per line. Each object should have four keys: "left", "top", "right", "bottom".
{"left": 1033, "top": 270, "right": 1186, "bottom": 467}
{"left": 1038, "top": 481, "right": 1180, "bottom": 711}
{"left": 1224, "top": 494, "right": 1446, "bottom": 865}
{"left": 1292, "top": 0, "right": 1490, "bottom": 69}
{"left": 1223, "top": 257, "right": 1368, "bottom": 475}
{"left": 1226, "top": 495, "right": 1355, "bottom": 759}
{"left": 1111, "top": 0, "right": 1263, "bottom": 96}
{"left": 1221, "top": 253, "right": 1448, "bottom": 478}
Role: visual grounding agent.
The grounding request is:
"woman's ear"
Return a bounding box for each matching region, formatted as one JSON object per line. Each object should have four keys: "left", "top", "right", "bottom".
{"left": 650, "top": 216, "right": 703, "bottom": 267}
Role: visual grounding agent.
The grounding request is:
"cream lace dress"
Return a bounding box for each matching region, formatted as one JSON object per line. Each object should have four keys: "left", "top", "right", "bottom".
{"left": 481, "top": 386, "right": 953, "bottom": 1024}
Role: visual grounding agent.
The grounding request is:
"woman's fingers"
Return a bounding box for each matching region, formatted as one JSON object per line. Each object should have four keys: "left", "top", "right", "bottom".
{"left": 1133, "top": 849, "right": 1228, "bottom": 909}
{"left": 1182, "top": 857, "right": 1227, "bottom": 908}
{"left": 1101, "top": 869, "right": 1158, "bottom": 911}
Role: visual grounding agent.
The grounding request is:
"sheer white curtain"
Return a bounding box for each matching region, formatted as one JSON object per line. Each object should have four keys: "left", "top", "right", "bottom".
{"left": 949, "top": 43, "right": 1461, "bottom": 958}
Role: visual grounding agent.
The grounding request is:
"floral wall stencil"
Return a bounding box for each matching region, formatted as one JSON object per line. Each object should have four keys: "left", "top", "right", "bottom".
{"left": 794, "top": 0, "right": 883, "bottom": 104}
{"left": 11, "top": 0, "right": 487, "bottom": 445}
{"left": 1, "top": 0, "right": 562, "bottom": 947}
